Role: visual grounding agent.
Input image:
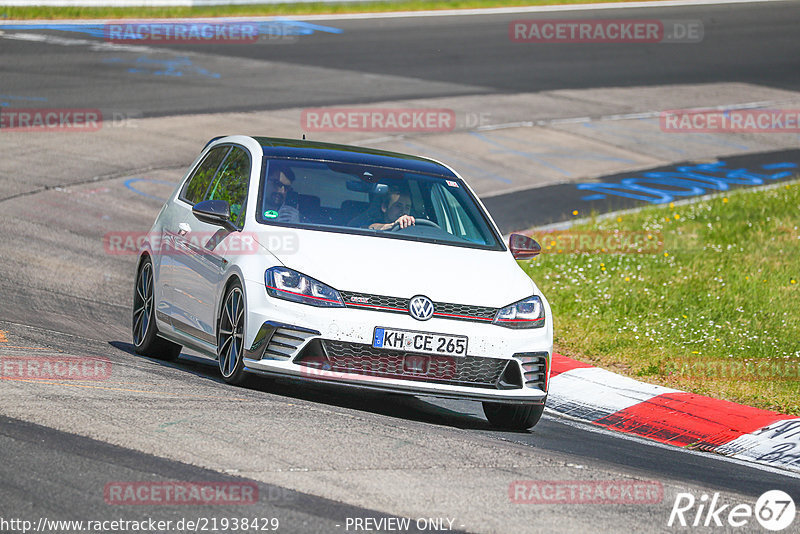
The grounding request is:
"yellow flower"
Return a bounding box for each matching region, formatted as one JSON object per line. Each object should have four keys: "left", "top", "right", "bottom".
{"left": 647, "top": 234, "right": 653, "bottom": 240}
{"left": 601, "top": 267, "right": 606, "bottom": 271}
{"left": 600, "top": 263, "right": 605, "bottom": 267}
{"left": 664, "top": 252, "right": 669, "bottom": 257}
{"left": 723, "top": 197, "right": 728, "bottom": 203}
{"left": 692, "top": 351, "right": 700, "bottom": 354}
{"left": 625, "top": 277, "right": 630, "bottom": 282}
{"left": 572, "top": 210, "right": 578, "bottom": 216}
{"left": 669, "top": 202, "right": 675, "bottom": 208}
{"left": 616, "top": 217, "right": 622, "bottom": 222}
{"left": 792, "top": 279, "right": 797, "bottom": 284}
{"left": 665, "top": 216, "right": 670, "bottom": 222}
{"left": 674, "top": 214, "right": 680, "bottom": 220}
{"left": 682, "top": 314, "right": 688, "bottom": 319}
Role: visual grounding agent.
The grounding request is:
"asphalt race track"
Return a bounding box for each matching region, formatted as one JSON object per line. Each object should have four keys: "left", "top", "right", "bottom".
{"left": 1, "top": 1, "right": 800, "bottom": 533}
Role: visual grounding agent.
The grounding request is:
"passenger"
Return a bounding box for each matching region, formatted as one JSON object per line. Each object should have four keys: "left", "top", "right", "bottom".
{"left": 263, "top": 165, "right": 299, "bottom": 223}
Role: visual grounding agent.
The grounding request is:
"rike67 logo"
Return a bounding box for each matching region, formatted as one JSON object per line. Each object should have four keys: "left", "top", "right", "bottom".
{"left": 668, "top": 490, "right": 795, "bottom": 531}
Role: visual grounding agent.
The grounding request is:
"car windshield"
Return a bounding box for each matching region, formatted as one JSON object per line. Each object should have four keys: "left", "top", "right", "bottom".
{"left": 256, "top": 158, "right": 503, "bottom": 250}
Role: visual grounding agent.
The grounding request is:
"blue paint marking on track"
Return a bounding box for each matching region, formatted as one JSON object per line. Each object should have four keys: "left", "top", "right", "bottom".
{"left": 0, "top": 95, "right": 48, "bottom": 107}
{"left": 0, "top": 19, "right": 342, "bottom": 39}
{"left": 268, "top": 18, "right": 343, "bottom": 35}
{"left": 124, "top": 178, "right": 175, "bottom": 201}
{"left": 0, "top": 23, "right": 108, "bottom": 37}
{"left": 577, "top": 161, "right": 798, "bottom": 204}
{"left": 104, "top": 56, "right": 220, "bottom": 78}
{"left": 762, "top": 162, "right": 797, "bottom": 170}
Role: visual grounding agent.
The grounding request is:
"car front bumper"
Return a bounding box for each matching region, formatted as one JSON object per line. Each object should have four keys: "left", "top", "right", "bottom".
{"left": 240, "top": 279, "right": 552, "bottom": 404}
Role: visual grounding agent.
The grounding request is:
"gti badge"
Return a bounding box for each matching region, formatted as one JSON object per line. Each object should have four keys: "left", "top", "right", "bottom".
{"left": 408, "top": 295, "right": 434, "bottom": 321}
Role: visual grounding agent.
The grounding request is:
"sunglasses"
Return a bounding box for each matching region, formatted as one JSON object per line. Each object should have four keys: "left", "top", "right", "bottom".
{"left": 268, "top": 177, "right": 293, "bottom": 191}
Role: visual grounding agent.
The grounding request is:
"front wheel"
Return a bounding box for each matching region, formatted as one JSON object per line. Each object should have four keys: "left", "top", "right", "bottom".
{"left": 482, "top": 402, "right": 545, "bottom": 431}
{"left": 132, "top": 257, "right": 181, "bottom": 361}
{"left": 217, "top": 281, "right": 248, "bottom": 385}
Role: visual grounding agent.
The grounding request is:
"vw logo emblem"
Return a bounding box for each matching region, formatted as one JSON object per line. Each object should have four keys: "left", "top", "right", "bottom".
{"left": 409, "top": 295, "right": 434, "bottom": 321}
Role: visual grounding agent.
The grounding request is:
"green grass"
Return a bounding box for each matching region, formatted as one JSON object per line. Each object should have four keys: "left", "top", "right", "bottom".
{"left": 522, "top": 181, "right": 800, "bottom": 415}
{"left": 1, "top": 0, "right": 669, "bottom": 20}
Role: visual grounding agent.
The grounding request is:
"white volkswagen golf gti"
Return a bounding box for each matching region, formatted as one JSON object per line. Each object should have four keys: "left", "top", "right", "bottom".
{"left": 133, "top": 136, "right": 552, "bottom": 430}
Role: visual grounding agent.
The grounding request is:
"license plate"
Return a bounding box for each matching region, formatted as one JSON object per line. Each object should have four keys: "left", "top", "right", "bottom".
{"left": 372, "top": 327, "right": 467, "bottom": 357}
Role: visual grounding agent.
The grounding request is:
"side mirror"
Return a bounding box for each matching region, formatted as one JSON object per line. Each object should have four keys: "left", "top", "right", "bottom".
{"left": 192, "top": 200, "right": 238, "bottom": 232}
{"left": 509, "top": 233, "right": 541, "bottom": 260}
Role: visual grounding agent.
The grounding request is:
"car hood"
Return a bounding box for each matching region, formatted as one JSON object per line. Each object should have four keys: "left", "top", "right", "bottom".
{"left": 257, "top": 228, "right": 537, "bottom": 308}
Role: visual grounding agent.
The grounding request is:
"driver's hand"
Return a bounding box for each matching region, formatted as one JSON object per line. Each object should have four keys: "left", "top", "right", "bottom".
{"left": 394, "top": 215, "right": 415, "bottom": 229}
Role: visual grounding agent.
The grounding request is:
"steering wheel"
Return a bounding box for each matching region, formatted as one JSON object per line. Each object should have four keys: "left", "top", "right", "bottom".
{"left": 389, "top": 218, "right": 440, "bottom": 231}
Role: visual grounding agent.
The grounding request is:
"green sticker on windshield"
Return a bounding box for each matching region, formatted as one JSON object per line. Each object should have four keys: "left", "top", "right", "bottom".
{"left": 263, "top": 210, "right": 279, "bottom": 219}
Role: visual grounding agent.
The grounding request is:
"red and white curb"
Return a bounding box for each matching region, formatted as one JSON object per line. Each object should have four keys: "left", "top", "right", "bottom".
{"left": 547, "top": 354, "right": 800, "bottom": 474}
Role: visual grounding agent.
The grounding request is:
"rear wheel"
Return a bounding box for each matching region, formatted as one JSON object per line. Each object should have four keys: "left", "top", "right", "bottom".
{"left": 482, "top": 402, "right": 545, "bottom": 431}
{"left": 132, "top": 257, "right": 181, "bottom": 361}
{"left": 218, "top": 281, "right": 248, "bottom": 385}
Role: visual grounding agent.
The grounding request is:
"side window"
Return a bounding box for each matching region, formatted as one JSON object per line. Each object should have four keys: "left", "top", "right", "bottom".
{"left": 181, "top": 146, "right": 230, "bottom": 205}
{"left": 206, "top": 146, "right": 251, "bottom": 227}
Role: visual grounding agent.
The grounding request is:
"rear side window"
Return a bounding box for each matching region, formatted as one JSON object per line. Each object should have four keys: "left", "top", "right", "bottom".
{"left": 181, "top": 146, "right": 230, "bottom": 205}
{"left": 206, "top": 146, "right": 251, "bottom": 227}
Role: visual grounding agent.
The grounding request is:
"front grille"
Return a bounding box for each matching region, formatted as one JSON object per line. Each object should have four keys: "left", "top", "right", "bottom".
{"left": 340, "top": 291, "right": 407, "bottom": 313}
{"left": 433, "top": 302, "right": 496, "bottom": 321}
{"left": 295, "top": 339, "right": 511, "bottom": 388}
{"left": 515, "top": 352, "right": 549, "bottom": 391}
{"left": 340, "top": 291, "right": 497, "bottom": 323}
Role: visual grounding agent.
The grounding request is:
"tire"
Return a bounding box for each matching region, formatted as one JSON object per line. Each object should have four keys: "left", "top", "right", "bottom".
{"left": 132, "top": 257, "right": 182, "bottom": 361}
{"left": 482, "top": 402, "right": 545, "bottom": 431}
{"left": 217, "top": 280, "right": 248, "bottom": 385}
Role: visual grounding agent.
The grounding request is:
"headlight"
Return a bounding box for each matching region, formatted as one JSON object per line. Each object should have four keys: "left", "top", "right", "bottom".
{"left": 265, "top": 267, "right": 344, "bottom": 308}
{"left": 493, "top": 296, "right": 545, "bottom": 329}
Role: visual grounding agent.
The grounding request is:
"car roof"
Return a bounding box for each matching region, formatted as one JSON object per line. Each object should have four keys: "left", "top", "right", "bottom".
{"left": 252, "top": 136, "right": 458, "bottom": 178}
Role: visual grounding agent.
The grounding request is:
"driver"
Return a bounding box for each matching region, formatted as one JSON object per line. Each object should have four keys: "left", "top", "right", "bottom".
{"left": 367, "top": 188, "right": 415, "bottom": 231}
